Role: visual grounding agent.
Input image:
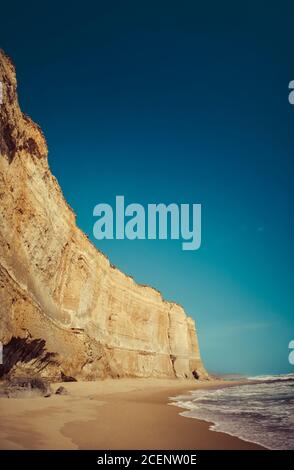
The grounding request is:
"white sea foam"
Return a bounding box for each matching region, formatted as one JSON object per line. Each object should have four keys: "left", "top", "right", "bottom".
{"left": 170, "top": 375, "right": 294, "bottom": 450}
{"left": 247, "top": 373, "right": 294, "bottom": 382}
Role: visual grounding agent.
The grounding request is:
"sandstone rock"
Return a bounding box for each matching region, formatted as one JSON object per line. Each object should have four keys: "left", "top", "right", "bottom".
{"left": 55, "top": 386, "right": 68, "bottom": 395}
{"left": 0, "top": 375, "right": 52, "bottom": 398}
{"left": 61, "top": 372, "right": 77, "bottom": 382}
{"left": 0, "top": 49, "right": 208, "bottom": 381}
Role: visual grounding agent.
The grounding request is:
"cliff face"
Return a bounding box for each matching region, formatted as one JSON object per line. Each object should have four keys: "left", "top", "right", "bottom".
{"left": 0, "top": 50, "right": 207, "bottom": 381}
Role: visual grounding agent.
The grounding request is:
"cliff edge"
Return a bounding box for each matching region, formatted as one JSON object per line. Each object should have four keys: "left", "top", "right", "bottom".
{"left": 0, "top": 50, "right": 208, "bottom": 381}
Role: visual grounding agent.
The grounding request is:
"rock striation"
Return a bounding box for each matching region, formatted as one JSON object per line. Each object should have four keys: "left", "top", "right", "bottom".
{"left": 0, "top": 50, "right": 208, "bottom": 381}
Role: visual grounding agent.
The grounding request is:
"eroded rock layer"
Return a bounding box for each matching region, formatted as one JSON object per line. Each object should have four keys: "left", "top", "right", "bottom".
{"left": 0, "top": 50, "right": 207, "bottom": 380}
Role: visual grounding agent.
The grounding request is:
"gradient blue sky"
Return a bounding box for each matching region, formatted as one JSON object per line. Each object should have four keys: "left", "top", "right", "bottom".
{"left": 2, "top": 1, "right": 293, "bottom": 375}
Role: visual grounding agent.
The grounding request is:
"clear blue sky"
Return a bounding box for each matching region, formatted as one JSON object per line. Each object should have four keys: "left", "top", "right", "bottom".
{"left": 2, "top": 1, "right": 293, "bottom": 375}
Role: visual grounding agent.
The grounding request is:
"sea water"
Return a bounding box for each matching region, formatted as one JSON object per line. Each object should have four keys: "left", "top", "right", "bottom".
{"left": 171, "top": 374, "right": 294, "bottom": 450}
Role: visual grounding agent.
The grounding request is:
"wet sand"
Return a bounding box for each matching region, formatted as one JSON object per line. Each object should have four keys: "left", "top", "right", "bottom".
{"left": 0, "top": 378, "right": 264, "bottom": 450}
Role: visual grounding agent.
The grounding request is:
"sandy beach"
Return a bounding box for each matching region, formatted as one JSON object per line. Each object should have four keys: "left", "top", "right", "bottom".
{"left": 0, "top": 378, "right": 264, "bottom": 450}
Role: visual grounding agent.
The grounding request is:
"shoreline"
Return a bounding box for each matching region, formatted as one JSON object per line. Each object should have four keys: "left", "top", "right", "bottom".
{"left": 0, "top": 378, "right": 265, "bottom": 450}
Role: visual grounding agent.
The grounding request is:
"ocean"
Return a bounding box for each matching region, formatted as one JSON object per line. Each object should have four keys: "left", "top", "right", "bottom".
{"left": 171, "top": 374, "right": 294, "bottom": 450}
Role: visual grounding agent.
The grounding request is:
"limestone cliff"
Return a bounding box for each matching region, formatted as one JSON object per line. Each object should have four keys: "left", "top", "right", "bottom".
{"left": 0, "top": 50, "right": 207, "bottom": 381}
